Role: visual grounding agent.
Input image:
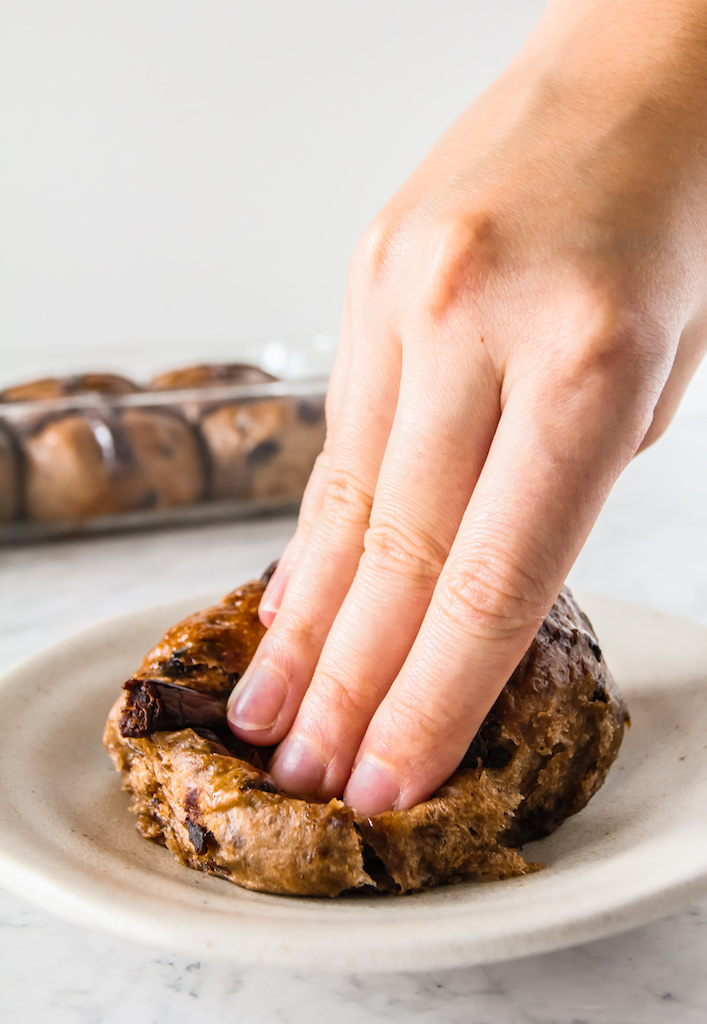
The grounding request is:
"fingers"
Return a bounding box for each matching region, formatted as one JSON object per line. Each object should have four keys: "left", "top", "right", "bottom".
{"left": 226, "top": 310, "right": 401, "bottom": 746}
{"left": 267, "top": 349, "right": 501, "bottom": 800}
{"left": 258, "top": 322, "right": 354, "bottom": 628}
{"left": 257, "top": 446, "right": 331, "bottom": 628}
{"left": 636, "top": 314, "right": 706, "bottom": 452}
{"left": 343, "top": 368, "right": 653, "bottom": 815}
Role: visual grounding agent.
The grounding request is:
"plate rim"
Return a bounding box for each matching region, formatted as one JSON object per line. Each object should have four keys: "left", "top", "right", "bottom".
{"left": 1, "top": 590, "right": 706, "bottom": 972}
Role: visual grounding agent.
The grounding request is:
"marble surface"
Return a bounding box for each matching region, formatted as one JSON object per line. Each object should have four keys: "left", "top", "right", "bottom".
{"left": 1, "top": 416, "right": 706, "bottom": 1022}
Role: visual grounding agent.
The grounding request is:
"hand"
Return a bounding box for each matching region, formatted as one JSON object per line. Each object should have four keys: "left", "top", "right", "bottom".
{"left": 227, "top": 0, "right": 707, "bottom": 815}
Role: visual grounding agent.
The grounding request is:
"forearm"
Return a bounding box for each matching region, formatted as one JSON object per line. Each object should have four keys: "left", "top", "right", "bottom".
{"left": 519, "top": 0, "right": 707, "bottom": 138}
{"left": 529, "top": 0, "right": 707, "bottom": 76}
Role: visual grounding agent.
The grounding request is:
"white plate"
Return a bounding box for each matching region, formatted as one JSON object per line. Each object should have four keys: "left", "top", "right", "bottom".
{"left": 0, "top": 592, "right": 706, "bottom": 972}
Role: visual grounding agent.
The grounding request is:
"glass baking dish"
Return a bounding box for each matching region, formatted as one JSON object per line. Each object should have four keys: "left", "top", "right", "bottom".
{"left": 0, "top": 337, "right": 334, "bottom": 544}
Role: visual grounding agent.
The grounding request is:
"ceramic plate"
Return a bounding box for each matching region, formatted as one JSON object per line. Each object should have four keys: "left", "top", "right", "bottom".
{"left": 0, "top": 592, "right": 706, "bottom": 972}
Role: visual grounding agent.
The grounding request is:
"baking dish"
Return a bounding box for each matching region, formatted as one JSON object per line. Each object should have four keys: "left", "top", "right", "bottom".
{"left": 0, "top": 338, "right": 333, "bottom": 543}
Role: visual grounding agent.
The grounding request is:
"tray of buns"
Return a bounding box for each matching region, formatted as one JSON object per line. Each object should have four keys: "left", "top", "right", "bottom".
{"left": 0, "top": 356, "right": 328, "bottom": 543}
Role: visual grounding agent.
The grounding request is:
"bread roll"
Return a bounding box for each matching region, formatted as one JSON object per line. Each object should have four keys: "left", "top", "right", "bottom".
{"left": 149, "top": 362, "right": 324, "bottom": 502}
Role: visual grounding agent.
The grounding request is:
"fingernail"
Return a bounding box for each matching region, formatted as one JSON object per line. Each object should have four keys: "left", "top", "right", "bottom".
{"left": 226, "top": 663, "right": 288, "bottom": 731}
{"left": 269, "top": 734, "right": 326, "bottom": 799}
{"left": 259, "top": 566, "right": 290, "bottom": 628}
{"left": 344, "top": 754, "right": 400, "bottom": 816}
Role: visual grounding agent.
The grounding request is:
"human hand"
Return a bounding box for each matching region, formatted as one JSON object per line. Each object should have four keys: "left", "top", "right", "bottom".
{"left": 227, "top": 0, "right": 707, "bottom": 815}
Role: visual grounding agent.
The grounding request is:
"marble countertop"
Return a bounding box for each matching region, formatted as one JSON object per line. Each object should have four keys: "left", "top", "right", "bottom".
{"left": 1, "top": 416, "right": 706, "bottom": 1023}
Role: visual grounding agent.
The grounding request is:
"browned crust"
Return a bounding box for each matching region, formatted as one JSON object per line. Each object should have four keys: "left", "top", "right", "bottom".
{"left": 104, "top": 573, "right": 628, "bottom": 897}
{"left": 148, "top": 364, "right": 277, "bottom": 391}
{"left": 0, "top": 373, "right": 140, "bottom": 402}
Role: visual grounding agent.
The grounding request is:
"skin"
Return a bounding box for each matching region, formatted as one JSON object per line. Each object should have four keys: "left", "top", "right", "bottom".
{"left": 227, "top": 0, "right": 707, "bottom": 816}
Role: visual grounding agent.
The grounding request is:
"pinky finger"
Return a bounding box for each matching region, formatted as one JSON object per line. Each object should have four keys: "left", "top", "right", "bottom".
{"left": 259, "top": 445, "right": 332, "bottom": 626}
{"left": 258, "top": 326, "right": 352, "bottom": 625}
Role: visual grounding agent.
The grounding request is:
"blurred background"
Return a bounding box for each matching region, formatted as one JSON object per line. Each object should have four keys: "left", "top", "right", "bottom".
{"left": 0, "top": 1, "right": 705, "bottom": 624}
{"left": 0, "top": 0, "right": 535, "bottom": 380}
{"left": 1, "top": 0, "right": 706, "bottom": 411}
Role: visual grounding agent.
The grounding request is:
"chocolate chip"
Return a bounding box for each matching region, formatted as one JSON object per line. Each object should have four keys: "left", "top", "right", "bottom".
{"left": 580, "top": 610, "right": 595, "bottom": 632}
{"left": 185, "top": 818, "right": 210, "bottom": 855}
{"left": 119, "top": 678, "right": 227, "bottom": 737}
{"left": 185, "top": 788, "right": 200, "bottom": 814}
{"left": 592, "top": 683, "right": 608, "bottom": 703}
{"left": 239, "top": 777, "right": 277, "bottom": 794}
{"left": 247, "top": 439, "right": 280, "bottom": 467}
{"left": 159, "top": 656, "right": 208, "bottom": 678}
{"left": 588, "top": 639, "right": 603, "bottom": 662}
{"left": 296, "top": 399, "right": 324, "bottom": 424}
{"left": 133, "top": 487, "right": 159, "bottom": 510}
{"left": 483, "top": 745, "right": 516, "bottom": 770}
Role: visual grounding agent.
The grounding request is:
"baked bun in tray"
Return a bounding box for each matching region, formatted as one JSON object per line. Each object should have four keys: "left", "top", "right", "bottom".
{"left": 0, "top": 362, "right": 325, "bottom": 534}
{"left": 148, "top": 362, "right": 325, "bottom": 503}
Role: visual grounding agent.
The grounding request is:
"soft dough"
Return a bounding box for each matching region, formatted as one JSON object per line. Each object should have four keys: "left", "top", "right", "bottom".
{"left": 104, "top": 567, "right": 629, "bottom": 896}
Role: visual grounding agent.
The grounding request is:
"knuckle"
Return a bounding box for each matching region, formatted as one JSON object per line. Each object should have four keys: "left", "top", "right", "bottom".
{"left": 438, "top": 559, "right": 547, "bottom": 641}
{"left": 579, "top": 319, "right": 643, "bottom": 377}
{"left": 324, "top": 382, "right": 339, "bottom": 426}
{"left": 636, "top": 401, "right": 673, "bottom": 453}
{"left": 312, "top": 447, "right": 331, "bottom": 476}
{"left": 318, "top": 434, "right": 335, "bottom": 467}
{"left": 297, "top": 449, "right": 331, "bottom": 528}
{"left": 347, "top": 215, "right": 402, "bottom": 290}
{"left": 382, "top": 689, "right": 452, "bottom": 747}
{"left": 558, "top": 282, "right": 671, "bottom": 383}
{"left": 309, "top": 668, "right": 371, "bottom": 724}
{"left": 535, "top": 283, "right": 674, "bottom": 453}
{"left": 307, "top": 448, "right": 332, "bottom": 495}
{"left": 362, "top": 519, "right": 446, "bottom": 585}
{"left": 321, "top": 468, "right": 374, "bottom": 530}
{"left": 420, "top": 213, "right": 495, "bottom": 320}
{"left": 261, "top": 605, "right": 321, "bottom": 671}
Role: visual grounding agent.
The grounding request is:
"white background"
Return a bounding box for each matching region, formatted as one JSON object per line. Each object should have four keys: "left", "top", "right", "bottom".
{"left": 1, "top": 0, "right": 705, "bottom": 413}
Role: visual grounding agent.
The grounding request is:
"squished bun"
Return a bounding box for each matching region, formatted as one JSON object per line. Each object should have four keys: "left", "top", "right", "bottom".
{"left": 104, "top": 568, "right": 628, "bottom": 897}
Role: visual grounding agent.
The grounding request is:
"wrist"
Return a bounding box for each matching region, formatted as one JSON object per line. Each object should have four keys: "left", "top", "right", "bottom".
{"left": 517, "top": 0, "right": 707, "bottom": 116}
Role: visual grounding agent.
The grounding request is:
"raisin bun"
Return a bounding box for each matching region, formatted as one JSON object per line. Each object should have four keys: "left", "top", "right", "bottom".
{"left": 0, "top": 373, "right": 139, "bottom": 403}
{"left": 0, "top": 419, "right": 21, "bottom": 522}
{"left": 104, "top": 571, "right": 629, "bottom": 897}
{"left": 243, "top": 395, "right": 325, "bottom": 502}
{"left": 4, "top": 373, "right": 205, "bottom": 522}
{"left": 149, "top": 363, "right": 276, "bottom": 393}
{"left": 0, "top": 373, "right": 142, "bottom": 438}
{"left": 148, "top": 362, "right": 325, "bottom": 502}
{"left": 24, "top": 408, "right": 204, "bottom": 522}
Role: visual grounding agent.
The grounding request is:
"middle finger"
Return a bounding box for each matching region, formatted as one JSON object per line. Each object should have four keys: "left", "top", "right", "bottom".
{"left": 269, "top": 335, "right": 500, "bottom": 799}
